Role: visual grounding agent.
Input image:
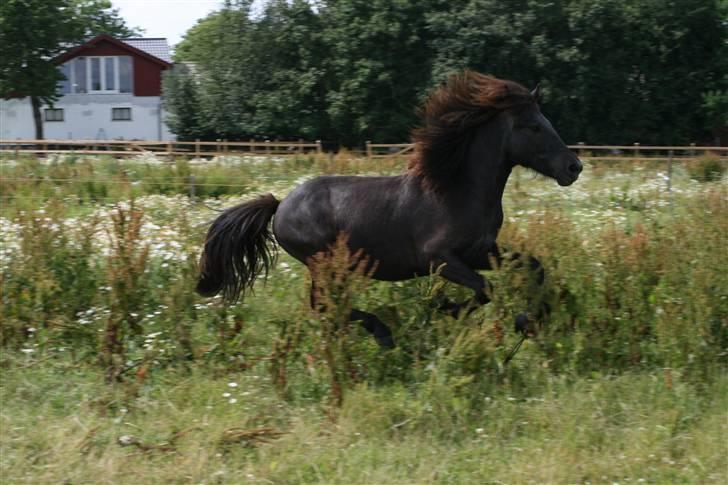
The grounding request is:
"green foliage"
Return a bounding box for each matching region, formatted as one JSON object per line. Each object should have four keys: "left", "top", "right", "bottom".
{"left": 0, "top": 155, "right": 256, "bottom": 210}
{"left": 1, "top": 201, "right": 100, "bottom": 350}
{"left": 162, "top": 65, "right": 205, "bottom": 141}
{"left": 0, "top": 0, "right": 139, "bottom": 138}
{"left": 1, "top": 155, "right": 726, "bottom": 482}
{"left": 686, "top": 156, "right": 727, "bottom": 182}
{"left": 2, "top": 155, "right": 726, "bottom": 380}
{"left": 427, "top": 0, "right": 727, "bottom": 145}
{"left": 166, "top": 0, "right": 727, "bottom": 146}
{"left": 250, "top": 0, "right": 330, "bottom": 139}
{"left": 318, "top": 0, "right": 445, "bottom": 145}
{"left": 100, "top": 202, "right": 150, "bottom": 382}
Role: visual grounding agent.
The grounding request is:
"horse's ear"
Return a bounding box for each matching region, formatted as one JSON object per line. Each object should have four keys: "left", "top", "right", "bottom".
{"left": 531, "top": 83, "right": 542, "bottom": 103}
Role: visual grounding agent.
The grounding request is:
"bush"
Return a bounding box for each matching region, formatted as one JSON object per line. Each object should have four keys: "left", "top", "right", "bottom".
{"left": 686, "top": 156, "right": 726, "bottom": 182}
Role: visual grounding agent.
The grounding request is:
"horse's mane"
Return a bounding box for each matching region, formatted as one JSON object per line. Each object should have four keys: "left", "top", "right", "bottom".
{"left": 408, "top": 70, "right": 534, "bottom": 190}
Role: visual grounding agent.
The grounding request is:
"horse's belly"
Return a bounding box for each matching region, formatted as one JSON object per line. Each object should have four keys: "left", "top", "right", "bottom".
{"left": 275, "top": 213, "right": 420, "bottom": 281}
{"left": 352, "top": 244, "right": 421, "bottom": 281}
{"left": 273, "top": 175, "right": 423, "bottom": 280}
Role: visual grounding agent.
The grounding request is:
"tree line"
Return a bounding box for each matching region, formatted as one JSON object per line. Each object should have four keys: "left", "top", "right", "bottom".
{"left": 1, "top": 0, "right": 725, "bottom": 145}
{"left": 165, "top": 0, "right": 727, "bottom": 147}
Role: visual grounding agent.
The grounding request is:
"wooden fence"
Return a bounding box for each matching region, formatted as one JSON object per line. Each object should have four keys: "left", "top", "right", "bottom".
{"left": 0, "top": 139, "right": 323, "bottom": 158}
{"left": 366, "top": 141, "right": 728, "bottom": 161}
{"left": 1, "top": 138, "right": 726, "bottom": 162}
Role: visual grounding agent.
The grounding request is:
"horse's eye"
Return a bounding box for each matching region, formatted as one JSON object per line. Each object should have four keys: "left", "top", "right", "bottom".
{"left": 529, "top": 124, "right": 541, "bottom": 133}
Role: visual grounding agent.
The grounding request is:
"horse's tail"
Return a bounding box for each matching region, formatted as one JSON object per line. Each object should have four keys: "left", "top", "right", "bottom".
{"left": 196, "top": 193, "right": 280, "bottom": 302}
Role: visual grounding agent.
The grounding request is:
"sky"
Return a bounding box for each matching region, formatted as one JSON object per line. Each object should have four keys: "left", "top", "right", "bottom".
{"left": 112, "top": 0, "right": 226, "bottom": 49}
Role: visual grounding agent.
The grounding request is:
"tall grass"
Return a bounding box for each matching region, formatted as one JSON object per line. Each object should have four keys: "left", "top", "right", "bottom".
{"left": 0, "top": 155, "right": 726, "bottom": 482}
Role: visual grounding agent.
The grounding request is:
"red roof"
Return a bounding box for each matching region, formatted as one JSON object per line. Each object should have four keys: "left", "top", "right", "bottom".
{"left": 54, "top": 34, "right": 172, "bottom": 67}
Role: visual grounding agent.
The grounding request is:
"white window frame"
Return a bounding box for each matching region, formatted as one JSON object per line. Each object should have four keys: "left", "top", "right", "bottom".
{"left": 88, "top": 56, "right": 120, "bottom": 94}
{"left": 60, "top": 56, "right": 133, "bottom": 95}
{"left": 112, "top": 107, "right": 132, "bottom": 121}
{"left": 44, "top": 108, "right": 64, "bottom": 122}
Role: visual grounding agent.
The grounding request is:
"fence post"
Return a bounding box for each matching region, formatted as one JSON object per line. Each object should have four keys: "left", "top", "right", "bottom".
{"left": 195, "top": 139, "right": 200, "bottom": 158}
{"left": 633, "top": 142, "right": 640, "bottom": 160}
{"left": 689, "top": 142, "right": 696, "bottom": 158}
{"left": 578, "top": 142, "right": 585, "bottom": 158}
{"left": 366, "top": 140, "right": 372, "bottom": 160}
{"left": 298, "top": 138, "right": 304, "bottom": 154}
{"left": 316, "top": 140, "right": 322, "bottom": 155}
{"left": 250, "top": 138, "right": 255, "bottom": 154}
{"left": 166, "top": 141, "right": 172, "bottom": 159}
{"left": 266, "top": 140, "right": 270, "bottom": 155}
{"left": 189, "top": 174, "right": 196, "bottom": 201}
{"left": 667, "top": 150, "right": 673, "bottom": 212}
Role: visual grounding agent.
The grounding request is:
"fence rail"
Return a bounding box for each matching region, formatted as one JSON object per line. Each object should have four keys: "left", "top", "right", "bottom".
{"left": 1, "top": 138, "right": 727, "bottom": 161}
{"left": 366, "top": 141, "right": 728, "bottom": 160}
{"left": 0, "top": 139, "right": 323, "bottom": 158}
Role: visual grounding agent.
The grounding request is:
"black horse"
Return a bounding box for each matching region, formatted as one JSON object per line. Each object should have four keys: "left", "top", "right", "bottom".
{"left": 196, "top": 71, "right": 582, "bottom": 348}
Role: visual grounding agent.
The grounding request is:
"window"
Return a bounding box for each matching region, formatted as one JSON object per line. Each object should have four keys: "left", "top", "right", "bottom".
{"left": 58, "top": 56, "right": 133, "bottom": 94}
{"left": 105, "top": 57, "right": 116, "bottom": 91}
{"left": 45, "top": 108, "right": 64, "bottom": 122}
{"left": 90, "top": 57, "right": 102, "bottom": 91}
{"left": 58, "top": 63, "right": 71, "bottom": 94}
{"left": 118, "top": 56, "right": 133, "bottom": 93}
{"left": 112, "top": 107, "right": 132, "bottom": 121}
{"left": 73, "top": 57, "right": 87, "bottom": 93}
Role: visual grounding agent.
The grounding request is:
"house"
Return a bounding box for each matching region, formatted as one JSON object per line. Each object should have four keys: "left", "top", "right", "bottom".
{"left": 0, "top": 34, "right": 175, "bottom": 141}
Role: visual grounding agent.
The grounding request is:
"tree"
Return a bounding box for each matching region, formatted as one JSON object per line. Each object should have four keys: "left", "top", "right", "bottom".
{"left": 0, "top": 0, "right": 139, "bottom": 139}
{"left": 427, "top": 0, "right": 727, "bottom": 144}
{"left": 166, "top": 0, "right": 726, "bottom": 145}
{"left": 247, "top": 0, "right": 330, "bottom": 139}
{"left": 163, "top": 64, "right": 206, "bottom": 141}
{"left": 173, "top": 11, "right": 227, "bottom": 64}
{"left": 318, "top": 0, "right": 447, "bottom": 145}
{"left": 172, "top": 0, "right": 329, "bottom": 141}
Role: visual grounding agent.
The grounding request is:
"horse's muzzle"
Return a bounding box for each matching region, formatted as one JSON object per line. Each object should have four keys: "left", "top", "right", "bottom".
{"left": 557, "top": 154, "right": 583, "bottom": 186}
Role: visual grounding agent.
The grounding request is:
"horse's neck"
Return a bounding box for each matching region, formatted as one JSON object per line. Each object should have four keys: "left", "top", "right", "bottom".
{"left": 462, "top": 120, "right": 512, "bottom": 208}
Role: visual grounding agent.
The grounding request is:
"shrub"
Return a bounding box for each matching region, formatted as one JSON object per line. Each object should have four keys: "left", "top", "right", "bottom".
{"left": 686, "top": 156, "right": 725, "bottom": 182}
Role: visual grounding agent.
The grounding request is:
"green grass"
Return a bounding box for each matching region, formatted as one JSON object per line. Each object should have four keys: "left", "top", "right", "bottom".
{"left": 1, "top": 154, "right": 727, "bottom": 482}
{"left": 1, "top": 360, "right": 725, "bottom": 483}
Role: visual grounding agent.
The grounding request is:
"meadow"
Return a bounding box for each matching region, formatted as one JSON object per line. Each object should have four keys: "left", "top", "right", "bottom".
{"left": 1, "top": 153, "right": 726, "bottom": 484}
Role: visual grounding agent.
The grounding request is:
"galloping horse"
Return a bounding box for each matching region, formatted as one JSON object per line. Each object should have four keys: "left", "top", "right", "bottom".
{"left": 196, "top": 71, "right": 582, "bottom": 348}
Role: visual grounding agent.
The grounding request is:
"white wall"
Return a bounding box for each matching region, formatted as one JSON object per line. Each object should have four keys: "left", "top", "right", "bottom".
{"left": 0, "top": 94, "right": 175, "bottom": 140}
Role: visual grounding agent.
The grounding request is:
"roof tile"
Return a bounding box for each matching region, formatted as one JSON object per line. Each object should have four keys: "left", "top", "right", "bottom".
{"left": 122, "top": 38, "right": 172, "bottom": 63}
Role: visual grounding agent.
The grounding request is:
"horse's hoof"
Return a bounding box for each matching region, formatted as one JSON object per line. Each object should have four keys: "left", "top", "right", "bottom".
{"left": 515, "top": 313, "right": 536, "bottom": 337}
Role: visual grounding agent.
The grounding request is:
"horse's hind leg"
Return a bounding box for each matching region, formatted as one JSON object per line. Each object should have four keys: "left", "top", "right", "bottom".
{"left": 309, "top": 280, "right": 395, "bottom": 349}
{"left": 350, "top": 309, "right": 395, "bottom": 349}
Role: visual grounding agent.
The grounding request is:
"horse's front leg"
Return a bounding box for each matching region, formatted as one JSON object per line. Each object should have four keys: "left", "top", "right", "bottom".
{"left": 498, "top": 250, "right": 550, "bottom": 336}
{"left": 433, "top": 253, "right": 492, "bottom": 317}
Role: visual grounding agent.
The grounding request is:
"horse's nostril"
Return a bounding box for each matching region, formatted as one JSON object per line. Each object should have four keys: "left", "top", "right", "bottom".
{"left": 569, "top": 162, "right": 582, "bottom": 174}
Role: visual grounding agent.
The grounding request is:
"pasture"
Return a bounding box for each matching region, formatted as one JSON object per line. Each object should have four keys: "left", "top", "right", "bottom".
{"left": 1, "top": 153, "right": 726, "bottom": 483}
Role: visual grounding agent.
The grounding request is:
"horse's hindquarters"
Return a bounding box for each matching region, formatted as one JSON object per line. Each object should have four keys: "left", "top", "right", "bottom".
{"left": 272, "top": 178, "right": 338, "bottom": 264}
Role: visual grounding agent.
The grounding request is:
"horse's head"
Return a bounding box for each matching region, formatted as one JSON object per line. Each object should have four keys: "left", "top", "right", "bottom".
{"left": 505, "top": 86, "right": 582, "bottom": 186}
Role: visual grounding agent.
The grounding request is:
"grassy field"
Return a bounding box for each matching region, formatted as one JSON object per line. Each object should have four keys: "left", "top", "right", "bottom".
{"left": 1, "top": 153, "right": 726, "bottom": 483}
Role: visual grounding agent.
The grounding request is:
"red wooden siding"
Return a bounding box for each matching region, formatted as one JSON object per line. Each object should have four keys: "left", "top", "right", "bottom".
{"left": 133, "top": 56, "right": 164, "bottom": 96}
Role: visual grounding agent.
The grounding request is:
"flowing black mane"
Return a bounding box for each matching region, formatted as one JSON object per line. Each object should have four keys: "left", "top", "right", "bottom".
{"left": 408, "top": 71, "right": 535, "bottom": 189}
